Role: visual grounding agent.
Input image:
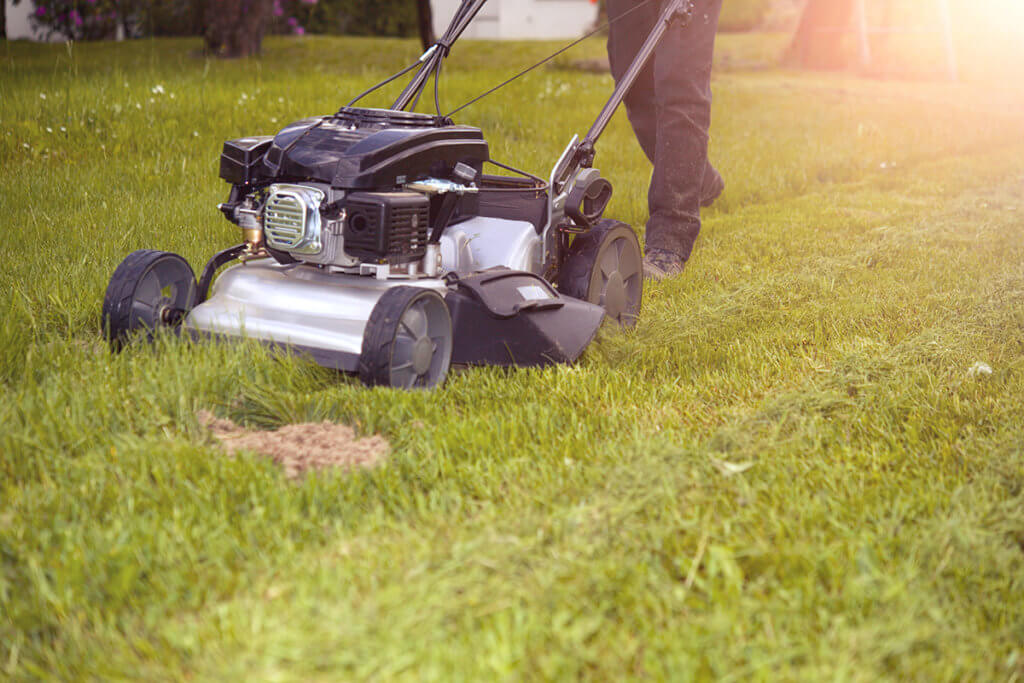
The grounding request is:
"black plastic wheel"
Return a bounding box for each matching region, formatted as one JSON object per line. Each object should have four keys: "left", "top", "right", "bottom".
{"left": 557, "top": 219, "right": 643, "bottom": 327}
{"left": 102, "top": 250, "right": 196, "bottom": 348}
{"left": 358, "top": 287, "right": 453, "bottom": 389}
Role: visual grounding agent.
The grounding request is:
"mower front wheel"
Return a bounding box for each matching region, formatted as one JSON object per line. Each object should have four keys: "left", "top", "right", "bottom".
{"left": 102, "top": 250, "right": 197, "bottom": 349}
{"left": 558, "top": 219, "right": 643, "bottom": 327}
{"left": 359, "top": 287, "right": 453, "bottom": 390}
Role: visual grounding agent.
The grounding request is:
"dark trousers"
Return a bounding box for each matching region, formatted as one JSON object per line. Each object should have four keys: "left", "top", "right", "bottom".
{"left": 607, "top": 0, "right": 722, "bottom": 260}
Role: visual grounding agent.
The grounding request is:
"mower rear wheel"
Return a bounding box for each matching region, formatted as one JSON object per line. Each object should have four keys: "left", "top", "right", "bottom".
{"left": 102, "top": 250, "right": 197, "bottom": 349}
{"left": 359, "top": 287, "right": 453, "bottom": 389}
{"left": 557, "top": 219, "right": 643, "bottom": 327}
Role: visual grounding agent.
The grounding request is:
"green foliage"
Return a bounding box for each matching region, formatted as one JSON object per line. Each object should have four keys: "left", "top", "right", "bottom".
{"left": 297, "top": 0, "right": 422, "bottom": 37}
{"left": 17, "top": 0, "right": 421, "bottom": 41}
{"left": 1, "top": 34, "right": 1023, "bottom": 679}
{"left": 27, "top": 0, "right": 123, "bottom": 40}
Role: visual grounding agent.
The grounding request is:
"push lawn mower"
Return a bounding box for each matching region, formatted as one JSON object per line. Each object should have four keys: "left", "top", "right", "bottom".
{"left": 102, "top": 0, "right": 695, "bottom": 388}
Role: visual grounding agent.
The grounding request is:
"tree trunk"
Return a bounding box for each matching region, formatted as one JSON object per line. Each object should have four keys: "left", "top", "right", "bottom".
{"left": 416, "top": 0, "right": 435, "bottom": 50}
{"left": 785, "top": 0, "right": 856, "bottom": 69}
{"left": 204, "top": 0, "right": 272, "bottom": 58}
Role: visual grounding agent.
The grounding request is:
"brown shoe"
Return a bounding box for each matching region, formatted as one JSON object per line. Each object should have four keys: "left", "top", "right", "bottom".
{"left": 643, "top": 248, "right": 687, "bottom": 280}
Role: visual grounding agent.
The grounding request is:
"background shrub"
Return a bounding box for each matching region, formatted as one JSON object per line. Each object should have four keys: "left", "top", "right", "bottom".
{"left": 17, "top": 0, "right": 425, "bottom": 41}
{"left": 27, "top": 0, "right": 124, "bottom": 40}
{"left": 297, "top": 0, "right": 421, "bottom": 37}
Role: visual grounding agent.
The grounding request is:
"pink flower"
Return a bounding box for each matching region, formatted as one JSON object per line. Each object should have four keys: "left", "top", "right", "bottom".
{"left": 70, "top": 9, "right": 83, "bottom": 26}
{"left": 273, "top": 0, "right": 283, "bottom": 16}
{"left": 286, "top": 16, "right": 298, "bottom": 27}
{"left": 295, "top": 26, "right": 305, "bottom": 35}
{"left": 35, "top": 5, "right": 47, "bottom": 15}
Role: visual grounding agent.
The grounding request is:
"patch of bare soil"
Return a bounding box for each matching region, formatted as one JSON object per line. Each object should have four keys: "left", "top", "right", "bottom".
{"left": 198, "top": 411, "right": 389, "bottom": 479}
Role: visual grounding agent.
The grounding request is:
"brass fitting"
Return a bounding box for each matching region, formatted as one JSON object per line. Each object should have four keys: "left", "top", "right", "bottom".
{"left": 241, "top": 228, "right": 267, "bottom": 262}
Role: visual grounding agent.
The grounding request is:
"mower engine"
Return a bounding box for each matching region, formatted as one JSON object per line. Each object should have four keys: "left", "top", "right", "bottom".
{"left": 217, "top": 107, "right": 490, "bottom": 279}
{"left": 241, "top": 182, "right": 431, "bottom": 272}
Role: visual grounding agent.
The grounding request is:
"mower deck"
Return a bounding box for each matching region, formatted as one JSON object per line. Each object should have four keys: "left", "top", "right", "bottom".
{"left": 186, "top": 259, "right": 449, "bottom": 372}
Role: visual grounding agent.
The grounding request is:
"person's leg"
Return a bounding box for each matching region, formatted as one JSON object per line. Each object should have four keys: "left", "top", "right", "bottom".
{"left": 606, "top": 0, "right": 659, "bottom": 163}
{"left": 701, "top": 158, "right": 724, "bottom": 207}
{"left": 644, "top": 0, "right": 723, "bottom": 263}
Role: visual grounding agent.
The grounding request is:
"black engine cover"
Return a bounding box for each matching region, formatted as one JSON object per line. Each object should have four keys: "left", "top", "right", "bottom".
{"left": 253, "top": 108, "right": 489, "bottom": 190}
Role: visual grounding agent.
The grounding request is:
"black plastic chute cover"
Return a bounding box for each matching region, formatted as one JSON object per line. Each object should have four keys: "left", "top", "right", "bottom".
{"left": 445, "top": 269, "right": 605, "bottom": 367}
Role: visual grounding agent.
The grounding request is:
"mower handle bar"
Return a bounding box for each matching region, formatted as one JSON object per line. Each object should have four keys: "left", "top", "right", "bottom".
{"left": 391, "top": 0, "right": 694, "bottom": 190}
{"left": 554, "top": 0, "right": 694, "bottom": 189}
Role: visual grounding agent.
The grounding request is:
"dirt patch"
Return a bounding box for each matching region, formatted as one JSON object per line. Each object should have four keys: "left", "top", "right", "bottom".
{"left": 198, "top": 411, "right": 389, "bottom": 479}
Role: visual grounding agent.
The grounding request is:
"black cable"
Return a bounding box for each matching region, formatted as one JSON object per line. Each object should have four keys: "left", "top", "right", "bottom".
{"left": 446, "top": 0, "right": 655, "bottom": 118}
{"left": 484, "top": 159, "right": 549, "bottom": 191}
{"left": 409, "top": 69, "right": 427, "bottom": 111}
{"left": 345, "top": 58, "right": 422, "bottom": 108}
{"left": 434, "top": 59, "right": 444, "bottom": 116}
{"left": 411, "top": 56, "right": 444, "bottom": 114}
{"left": 393, "top": 0, "right": 484, "bottom": 110}
{"left": 447, "top": 0, "right": 471, "bottom": 39}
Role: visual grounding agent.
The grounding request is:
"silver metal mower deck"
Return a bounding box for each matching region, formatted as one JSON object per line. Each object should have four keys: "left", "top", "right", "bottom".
{"left": 185, "top": 216, "right": 543, "bottom": 371}
{"left": 185, "top": 259, "right": 446, "bottom": 371}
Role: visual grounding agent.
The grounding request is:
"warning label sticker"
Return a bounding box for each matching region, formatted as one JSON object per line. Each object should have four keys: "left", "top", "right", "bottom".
{"left": 517, "top": 285, "right": 552, "bottom": 301}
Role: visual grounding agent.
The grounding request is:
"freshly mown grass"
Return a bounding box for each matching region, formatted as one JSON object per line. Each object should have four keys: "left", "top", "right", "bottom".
{"left": 2, "top": 34, "right": 1024, "bottom": 680}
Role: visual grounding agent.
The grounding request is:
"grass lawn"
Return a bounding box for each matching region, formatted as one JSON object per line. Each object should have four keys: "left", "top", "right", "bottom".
{"left": 2, "top": 32, "right": 1024, "bottom": 680}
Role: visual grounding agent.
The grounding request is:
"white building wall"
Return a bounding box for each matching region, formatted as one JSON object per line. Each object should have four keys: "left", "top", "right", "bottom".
{"left": 432, "top": 0, "right": 598, "bottom": 40}
{"left": 5, "top": 0, "right": 43, "bottom": 40}
{"left": 498, "top": 0, "right": 598, "bottom": 39}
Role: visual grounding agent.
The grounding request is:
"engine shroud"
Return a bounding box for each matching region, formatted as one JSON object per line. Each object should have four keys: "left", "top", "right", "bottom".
{"left": 220, "top": 107, "right": 489, "bottom": 190}
{"left": 218, "top": 108, "right": 491, "bottom": 268}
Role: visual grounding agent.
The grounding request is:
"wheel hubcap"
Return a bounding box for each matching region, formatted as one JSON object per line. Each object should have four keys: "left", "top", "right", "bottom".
{"left": 131, "top": 261, "right": 195, "bottom": 331}
{"left": 411, "top": 336, "right": 434, "bottom": 375}
{"left": 604, "top": 271, "right": 626, "bottom": 320}
{"left": 389, "top": 295, "right": 452, "bottom": 389}
{"left": 593, "top": 235, "right": 642, "bottom": 325}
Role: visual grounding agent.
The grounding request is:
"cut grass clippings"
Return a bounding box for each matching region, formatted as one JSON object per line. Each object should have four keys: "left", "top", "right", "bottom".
{"left": 199, "top": 410, "right": 389, "bottom": 479}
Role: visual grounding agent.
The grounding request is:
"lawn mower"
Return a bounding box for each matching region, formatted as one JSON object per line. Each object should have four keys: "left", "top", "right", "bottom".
{"left": 102, "top": 0, "right": 694, "bottom": 388}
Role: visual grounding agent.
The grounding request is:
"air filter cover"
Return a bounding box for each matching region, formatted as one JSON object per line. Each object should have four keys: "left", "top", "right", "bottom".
{"left": 343, "top": 191, "right": 430, "bottom": 263}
